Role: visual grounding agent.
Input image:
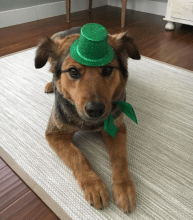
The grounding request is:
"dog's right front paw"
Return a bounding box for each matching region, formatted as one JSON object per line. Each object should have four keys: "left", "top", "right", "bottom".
{"left": 79, "top": 173, "right": 109, "bottom": 210}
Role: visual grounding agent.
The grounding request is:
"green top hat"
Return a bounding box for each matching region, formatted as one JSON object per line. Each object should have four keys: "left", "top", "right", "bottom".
{"left": 70, "top": 23, "right": 114, "bottom": 66}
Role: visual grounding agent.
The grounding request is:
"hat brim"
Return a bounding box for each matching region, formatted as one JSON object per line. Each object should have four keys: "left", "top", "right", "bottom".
{"left": 70, "top": 39, "right": 114, "bottom": 67}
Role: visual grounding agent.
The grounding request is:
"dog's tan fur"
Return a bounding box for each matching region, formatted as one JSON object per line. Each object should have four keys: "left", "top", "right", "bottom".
{"left": 35, "top": 27, "right": 140, "bottom": 212}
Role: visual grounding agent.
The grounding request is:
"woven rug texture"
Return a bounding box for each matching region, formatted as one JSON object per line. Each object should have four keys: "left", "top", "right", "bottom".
{"left": 0, "top": 48, "right": 193, "bottom": 220}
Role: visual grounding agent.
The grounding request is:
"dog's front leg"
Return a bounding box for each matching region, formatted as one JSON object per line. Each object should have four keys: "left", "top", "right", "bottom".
{"left": 46, "top": 131, "right": 108, "bottom": 209}
{"left": 102, "top": 124, "right": 136, "bottom": 212}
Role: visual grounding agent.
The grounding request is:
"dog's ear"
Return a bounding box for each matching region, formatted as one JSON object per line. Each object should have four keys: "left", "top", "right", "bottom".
{"left": 35, "top": 36, "right": 58, "bottom": 69}
{"left": 110, "top": 32, "right": 141, "bottom": 60}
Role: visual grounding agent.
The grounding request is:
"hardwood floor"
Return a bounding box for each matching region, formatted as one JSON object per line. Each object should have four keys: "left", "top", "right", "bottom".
{"left": 0, "top": 158, "right": 59, "bottom": 220}
{"left": 0, "top": 5, "right": 193, "bottom": 220}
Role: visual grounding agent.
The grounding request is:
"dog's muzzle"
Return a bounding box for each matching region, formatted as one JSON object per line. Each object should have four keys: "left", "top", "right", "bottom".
{"left": 85, "top": 102, "right": 105, "bottom": 118}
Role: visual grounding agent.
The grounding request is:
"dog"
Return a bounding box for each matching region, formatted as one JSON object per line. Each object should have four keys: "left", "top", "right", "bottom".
{"left": 35, "top": 25, "right": 140, "bottom": 213}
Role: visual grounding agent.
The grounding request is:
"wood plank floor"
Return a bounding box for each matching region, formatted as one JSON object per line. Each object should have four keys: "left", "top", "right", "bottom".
{"left": 0, "top": 158, "right": 59, "bottom": 220}
{"left": 0, "top": 5, "right": 193, "bottom": 220}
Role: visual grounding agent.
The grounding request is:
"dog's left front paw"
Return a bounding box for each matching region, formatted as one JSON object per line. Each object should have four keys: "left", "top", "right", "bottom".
{"left": 113, "top": 180, "right": 136, "bottom": 213}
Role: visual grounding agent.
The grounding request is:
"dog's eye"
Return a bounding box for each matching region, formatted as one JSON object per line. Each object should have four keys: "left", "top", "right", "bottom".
{"left": 69, "top": 67, "right": 80, "bottom": 79}
{"left": 102, "top": 66, "right": 113, "bottom": 77}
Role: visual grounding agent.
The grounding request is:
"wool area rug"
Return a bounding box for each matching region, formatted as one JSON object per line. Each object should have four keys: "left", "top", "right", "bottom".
{"left": 0, "top": 48, "right": 193, "bottom": 220}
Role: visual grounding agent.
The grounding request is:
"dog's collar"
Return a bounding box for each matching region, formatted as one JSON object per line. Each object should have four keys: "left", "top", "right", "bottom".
{"left": 69, "top": 101, "right": 138, "bottom": 138}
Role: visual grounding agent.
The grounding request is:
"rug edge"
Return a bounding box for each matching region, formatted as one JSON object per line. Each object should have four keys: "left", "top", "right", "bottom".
{"left": 0, "top": 148, "right": 72, "bottom": 220}
{"left": 0, "top": 46, "right": 36, "bottom": 59}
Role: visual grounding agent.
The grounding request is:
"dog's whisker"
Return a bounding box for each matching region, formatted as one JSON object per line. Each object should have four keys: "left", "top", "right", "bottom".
{"left": 81, "top": 121, "right": 84, "bottom": 128}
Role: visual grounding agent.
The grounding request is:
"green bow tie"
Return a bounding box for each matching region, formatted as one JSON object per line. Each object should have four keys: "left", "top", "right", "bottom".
{"left": 104, "top": 101, "right": 138, "bottom": 138}
{"left": 68, "top": 100, "right": 138, "bottom": 138}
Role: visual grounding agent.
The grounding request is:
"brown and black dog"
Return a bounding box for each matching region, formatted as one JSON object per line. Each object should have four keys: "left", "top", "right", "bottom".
{"left": 35, "top": 26, "right": 140, "bottom": 212}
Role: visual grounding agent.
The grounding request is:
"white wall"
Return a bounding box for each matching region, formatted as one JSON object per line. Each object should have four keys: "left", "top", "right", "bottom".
{"left": 0, "top": 0, "right": 106, "bottom": 28}
{"left": 0, "top": 0, "right": 63, "bottom": 12}
{"left": 107, "top": 0, "right": 167, "bottom": 16}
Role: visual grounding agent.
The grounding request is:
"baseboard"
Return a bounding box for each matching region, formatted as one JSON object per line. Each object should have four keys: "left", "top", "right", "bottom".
{"left": 0, "top": 6, "right": 37, "bottom": 29}
{"left": 108, "top": 0, "right": 167, "bottom": 16}
{"left": 0, "top": 0, "right": 107, "bottom": 29}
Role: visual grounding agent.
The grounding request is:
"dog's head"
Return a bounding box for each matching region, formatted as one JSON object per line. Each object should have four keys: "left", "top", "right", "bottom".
{"left": 35, "top": 28, "right": 140, "bottom": 122}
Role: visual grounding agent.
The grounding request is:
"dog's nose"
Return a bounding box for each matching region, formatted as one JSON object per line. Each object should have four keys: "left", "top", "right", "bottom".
{"left": 85, "top": 102, "right": 105, "bottom": 118}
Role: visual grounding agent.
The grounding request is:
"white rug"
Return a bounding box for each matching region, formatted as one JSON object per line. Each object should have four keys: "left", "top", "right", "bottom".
{"left": 0, "top": 48, "right": 193, "bottom": 220}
